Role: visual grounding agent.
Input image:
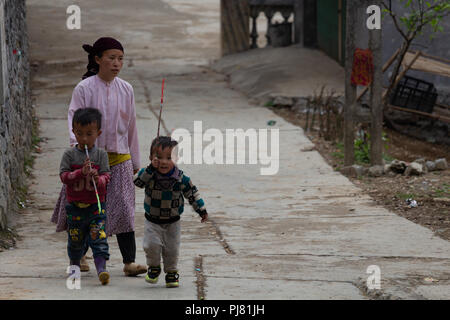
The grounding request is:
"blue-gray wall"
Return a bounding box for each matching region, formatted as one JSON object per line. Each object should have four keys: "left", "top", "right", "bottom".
{"left": 352, "top": 0, "right": 450, "bottom": 104}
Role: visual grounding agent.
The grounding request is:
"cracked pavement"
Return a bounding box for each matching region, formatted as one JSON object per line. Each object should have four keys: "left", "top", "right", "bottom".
{"left": 1, "top": 0, "right": 449, "bottom": 300}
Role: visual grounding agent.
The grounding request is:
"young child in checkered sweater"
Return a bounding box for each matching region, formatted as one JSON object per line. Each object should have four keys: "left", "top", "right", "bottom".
{"left": 133, "top": 136, "right": 208, "bottom": 288}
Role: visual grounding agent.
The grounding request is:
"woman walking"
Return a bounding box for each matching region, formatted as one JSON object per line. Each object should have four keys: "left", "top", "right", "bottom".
{"left": 52, "top": 37, "right": 147, "bottom": 276}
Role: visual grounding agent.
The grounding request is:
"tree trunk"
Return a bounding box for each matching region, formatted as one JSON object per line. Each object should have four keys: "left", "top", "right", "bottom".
{"left": 344, "top": 0, "right": 357, "bottom": 166}
{"left": 369, "top": 12, "right": 383, "bottom": 166}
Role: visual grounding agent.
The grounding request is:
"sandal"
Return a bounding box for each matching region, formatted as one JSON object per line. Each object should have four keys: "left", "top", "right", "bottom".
{"left": 123, "top": 262, "right": 147, "bottom": 276}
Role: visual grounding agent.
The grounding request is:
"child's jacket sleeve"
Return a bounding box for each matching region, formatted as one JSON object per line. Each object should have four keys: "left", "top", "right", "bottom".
{"left": 181, "top": 174, "right": 207, "bottom": 217}
{"left": 59, "top": 149, "right": 84, "bottom": 185}
{"left": 96, "top": 150, "right": 111, "bottom": 191}
{"left": 133, "top": 165, "right": 156, "bottom": 188}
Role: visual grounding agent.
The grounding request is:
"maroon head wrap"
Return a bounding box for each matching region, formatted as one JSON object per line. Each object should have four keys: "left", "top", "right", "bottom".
{"left": 82, "top": 37, "right": 124, "bottom": 79}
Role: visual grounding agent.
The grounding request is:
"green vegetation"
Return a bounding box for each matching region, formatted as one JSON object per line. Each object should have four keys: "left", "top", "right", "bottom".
{"left": 434, "top": 183, "right": 450, "bottom": 198}
{"left": 396, "top": 192, "right": 416, "bottom": 200}
{"left": 264, "top": 100, "right": 274, "bottom": 107}
{"left": 332, "top": 132, "right": 392, "bottom": 166}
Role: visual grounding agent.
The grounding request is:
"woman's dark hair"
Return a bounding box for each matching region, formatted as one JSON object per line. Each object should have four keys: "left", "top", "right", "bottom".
{"left": 82, "top": 37, "right": 124, "bottom": 79}
{"left": 72, "top": 108, "right": 102, "bottom": 130}
{"left": 150, "top": 136, "right": 178, "bottom": 157}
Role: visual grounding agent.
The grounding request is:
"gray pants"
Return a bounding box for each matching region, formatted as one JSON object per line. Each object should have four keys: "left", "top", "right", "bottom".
{"left": 143, "top": 219, "right": 181, "bottom": 273}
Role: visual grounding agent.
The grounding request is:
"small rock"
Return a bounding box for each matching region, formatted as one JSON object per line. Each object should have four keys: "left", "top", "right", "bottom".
{"left": 341, "top": 165, "right": 365, "bottom": 178}
{"left": 390, "top": 160, "right": 407, "bottom": 174}
{"left": 413, "top": 158, "right": 426, "bottom": 165}
{"left": 404, "top": 162, "right": 423, "bottom": 176}
{"left": 384, "top": 164, "right": 391, "bottom": 173}
{"left": 425, "top": 161, "right": 436, "bottom": 172}
{"left": 301, "top": 145, "right": 315, "bottom": 152}
{"left": 387, "top": 170, "right": 397, "bottom": 177}
{"left": 292, "top": 97, "right": 309, "bottom": 113}
{"left": 434, "top": 158, "right": 448, "bottom": 171}
{"left": 273, "top": 95, "right": 294, "bottom": 107}
{"left": 368, "top": 165, "right": 384, "bottom": 177}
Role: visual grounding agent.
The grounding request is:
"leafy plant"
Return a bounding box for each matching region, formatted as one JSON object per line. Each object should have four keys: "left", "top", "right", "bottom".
{"left": 354, "top": 138, "right": 371, "bottom": 164}
{"left": 381, "top": 0, "right": 450, "bottom": 105}
{"left": 264, "top": 100, "right": 274, "bottom": 107}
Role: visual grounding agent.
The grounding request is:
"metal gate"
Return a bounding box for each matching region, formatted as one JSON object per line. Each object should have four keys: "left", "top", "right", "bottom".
{"left": 317, "top": 0, "right": 346, "bottom": 66}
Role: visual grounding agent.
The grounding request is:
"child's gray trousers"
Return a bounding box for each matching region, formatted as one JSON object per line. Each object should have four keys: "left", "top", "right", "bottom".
{"left": 143, "top": 219, "right": 181, "bottom": 273}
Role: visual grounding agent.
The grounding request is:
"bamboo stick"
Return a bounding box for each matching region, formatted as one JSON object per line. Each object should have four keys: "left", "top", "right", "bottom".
{"left": 386, "top": 104, "right": 450, "bottom": 123}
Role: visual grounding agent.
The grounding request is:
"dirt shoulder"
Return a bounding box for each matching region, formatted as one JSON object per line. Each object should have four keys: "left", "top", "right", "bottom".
{"left": 213, "top": 44, "right": 449, "bottom": 243}
{"left": 271, "top": 105, "right": 450, "bottom": 241}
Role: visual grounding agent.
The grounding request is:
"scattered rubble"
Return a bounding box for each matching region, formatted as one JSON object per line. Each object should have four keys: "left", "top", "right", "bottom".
{"left": 435, "top": 158, "right": 448, "bottom": 171}
{"left": 270, "top": 103, "right": 450, "bottom": 243}
{"left": 404, "top": 162, "right": 423, "bottom": 176}
{"left": 341, "top": 158, "right": 448, "bottom": 178}
{"left": 341, "top": 165, "right": 365, "bottom": 178}
{"left": 368, "top": 165, "right": 384, "bottom": 177}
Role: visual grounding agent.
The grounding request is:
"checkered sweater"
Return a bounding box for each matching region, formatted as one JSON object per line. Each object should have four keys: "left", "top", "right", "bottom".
{"left": 134, "top": 165, "right": 207, "bottom": 224}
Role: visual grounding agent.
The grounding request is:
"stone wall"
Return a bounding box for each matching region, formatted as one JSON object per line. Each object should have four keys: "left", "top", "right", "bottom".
{"left": 0, "top": 0, "right": 32, "bottom": 230}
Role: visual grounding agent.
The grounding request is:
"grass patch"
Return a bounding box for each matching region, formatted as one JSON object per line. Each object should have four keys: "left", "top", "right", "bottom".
{"left": 396, "top": 193, "right": 416, "bottom": 200}
{"left": 434, "top": 183, "right": 450, "bottom": 198}
{"left": 264, "top": 100, "right": 274, "bottom": 107}
{"left": 0, "top": 227, "right": 19, "bottom": 251}
{"left": 331, "top": 138, "right": 394, "bottom": 166}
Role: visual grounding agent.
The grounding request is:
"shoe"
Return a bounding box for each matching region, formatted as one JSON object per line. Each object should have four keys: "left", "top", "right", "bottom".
{"left": 145, "top": 266, "right": 161, "bottom": 284}
{"left": 165, "top": 271, "right": 179, "bottom": 288}
{"left": 123, "top": 263, "right": 147, "bottom": 276}
{"left": 80, "top": 256, "right": 90, "bottom": 272}
{"left": 98, "top": 271, "right": 110, "bottom": 285}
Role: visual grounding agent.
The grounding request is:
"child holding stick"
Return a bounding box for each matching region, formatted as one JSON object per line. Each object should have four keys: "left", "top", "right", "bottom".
{"left": 134, "top": 136, "right": 208, "bottom": 288}
{"left": 60, "top": 108, "right": 111, "bottom": 285}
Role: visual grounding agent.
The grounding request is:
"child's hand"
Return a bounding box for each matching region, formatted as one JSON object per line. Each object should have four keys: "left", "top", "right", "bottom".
{"left": 90, "top": 168, "right": 99, "bottom": 184}
{"left": 151, "top": 157, "right": 160, "bottom": 169}
{"left": 200, "top": 213, "right": 208, "bottom": 223}
{"left": 82, "top": 158, "right": 91, "bottom": 176}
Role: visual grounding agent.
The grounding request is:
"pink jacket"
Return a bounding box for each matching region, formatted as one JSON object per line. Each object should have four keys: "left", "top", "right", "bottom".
{"left": 68, "top": 75, "right": 140, "bottom": 171}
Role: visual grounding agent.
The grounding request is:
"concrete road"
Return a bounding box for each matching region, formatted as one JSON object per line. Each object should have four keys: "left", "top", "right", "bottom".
{"left": 1, "top": 0, "right": 449, "bottom": 300}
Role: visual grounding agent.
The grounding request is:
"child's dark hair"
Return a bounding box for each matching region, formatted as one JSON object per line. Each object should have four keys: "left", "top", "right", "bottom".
{"left": 72, "top": 108, "right": 102, "bottom": 130}
{"left": 150, "top": 136, "right": 178, "bottom": 157}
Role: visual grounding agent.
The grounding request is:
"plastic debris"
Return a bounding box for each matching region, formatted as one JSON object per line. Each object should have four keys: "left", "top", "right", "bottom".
{"left": 267, "top": 120, "right": 276, "bottom": 126}
{"left": 195, "top": 268, "right": 201, "bottom": 272}
{"left": 406, "top": 198, "right": 418, "bottom": 208}
{"left": 424, "top": 277, "right": 438, "bottom": 283}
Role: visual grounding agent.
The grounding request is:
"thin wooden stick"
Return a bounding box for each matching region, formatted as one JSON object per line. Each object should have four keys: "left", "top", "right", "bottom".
{"left": 386, "top": 104, "right": 450, "bottom": 123}
{"left": 157, "top": 78, "right": 165, "bottom": 137}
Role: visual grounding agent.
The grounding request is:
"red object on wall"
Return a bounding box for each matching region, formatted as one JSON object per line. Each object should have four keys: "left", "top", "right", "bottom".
{"left": 351, "top": 48, "right": 374, "bottom": 86}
